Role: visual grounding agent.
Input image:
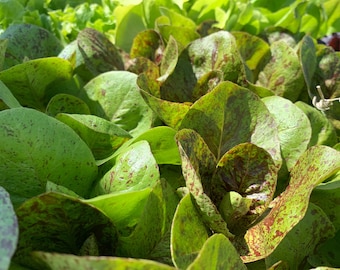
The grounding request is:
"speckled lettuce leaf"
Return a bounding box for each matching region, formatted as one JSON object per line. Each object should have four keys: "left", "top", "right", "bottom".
{"left": 0, "top": 186, "right": 18, "bottom": 270}
{"left": 188, "top": 31, "right": 247, "bottom": 85}
{"left": 33, "top": 252, "right": 175, "bottom": 270}
{"left": 257, "top": 40, "right": 305, "bottom": 102}
{"left": 93, "top": 141, "right": 159, "bottom": 195}
{"left": 237, "top": 145, "right": 340, "bottom": 263}
{"left": 180, "top": 81, "right": 281, "bottom": 168}
{"left": 46, "top": 94, "right": 91, "bottom": 117}
{"left": 265, "top": 203, "right": 335, "bottom": 269}
{"left": 78, "top": 28, "right": 123, "bottom": 71}
{"left": 83, "top": 71, "right": 154, "bottom": 137}
{"left": 191, "top": 70, "right": 224, "bottom": 101}
{"left": 56, "top": 113, "right": 131, "bottom": 160}
{"left": 159, "top": 47, "right": 197, "bottom": 103}
{"left": 187, "top": 234, "right": 247, "bottom": 270}
{"left": 139, "top": 88, "right": 191, "bottom": 129}
{"left": 175, "top": 128, "right": 233, "bottom": 238}
{"left": 232, "top": 31, "right": 271, "bottom": 82}
{"left": 216, "top": 143, "right": 277, "bottom": 233}
{"left": 130, "top": 30, "right": 162, "bottom": 61}
{"left": 171, "top": 193, "right": 210, "bottom": 269}
{"left": 13, "top": 192, "right": 117, "bottom": 269}
{"left": 295, "top": 101, "right": 337, "bottom": 147}
{"left": 0, "top": 23, "right": 63, "bottom": 70}
{"left": 0, "top": 57, "right": 73, "bottom": 110}
{"left": 262, "top": 96, "right": 312, "bottom": 171}
{"left": 0, "top": 108, "right": 97, "bottom": 208}
{"left": 158, "top": 36, "right": 179, "bottom": 83}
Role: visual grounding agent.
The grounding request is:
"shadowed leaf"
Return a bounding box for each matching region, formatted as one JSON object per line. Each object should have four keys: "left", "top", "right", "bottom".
{"left": 187, "top": 234, "right": 247, "bottom": 270}
{"left": 13, "top": 192, "right": 117, "bottom": 269}
{"left": 0, "top": 186, "right": 18, "bottom": 270}
{"left": 171, "top": 193, "right": 209, "bottom": 269}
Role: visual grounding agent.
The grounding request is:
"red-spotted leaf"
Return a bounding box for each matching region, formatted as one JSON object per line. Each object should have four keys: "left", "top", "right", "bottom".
{"left": 233, "top": 31, "right": 271, "bottom": 82}
{"left": 13, "top": 192, "right": 117, "bottom": 269}
{"left": 188, "top": 31, "right": 247, "bottom": 85}
{"left": 216, "top": 143, "right": 277, "bottom": 233}
{"left": 265, "top": 203, "right": 335, "bottom": 269}
{"left": 0, "top": 23, "right": 62, "bottom": 69}
{"left": 130, "top": 30, "right": 162, "bottom": 61}
{"left": 158, "top": 35, "right": 179, "bottom": 83}
{"left": 0, "top": 186, "right": 18, "bottom": 270}
{"left": 77, "top": 28, "right": 124, "bottom": 78}
{"left": 262, "top": 96, "right": 312, "bottom": 171}
{"left": 0, "top": 107, "right": 97, "bottom": 208}
{"left": 0, "top": 57, "right": 73, "bottom": 110}
{"left": 180, "top": 81, "right": 281, "bottom": 169}
{"left": 236, "top": 145, "right": 340, "bottom": 262}
{"left": 83, "top": 71, "right": 154, "bottom": 137}
{"left": 93, "top": 141, "right": 159, "bottom": 195}
{"left": 56, "top": 113, "right": 131, "bottom": 160}
{"left": 175, "top": 128, "right": 233, "bottom": 238}
{"left": 139, "top": 89, "right": 191, "bottom": 129}
{"left": 257, "top": 40, "right": 305, "bottom": 102}
{"left": 171, "top": 193, "right": 210, "bottom": 269}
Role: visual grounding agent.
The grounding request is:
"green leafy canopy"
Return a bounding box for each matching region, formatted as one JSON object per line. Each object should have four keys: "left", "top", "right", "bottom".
{"left": 0, "top": 0, "right": 339, "bottom": 269}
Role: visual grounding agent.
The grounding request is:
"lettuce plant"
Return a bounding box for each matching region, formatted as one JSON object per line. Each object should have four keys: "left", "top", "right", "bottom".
{"left": 0, "top": 1, "right": 340, "bottom": 269}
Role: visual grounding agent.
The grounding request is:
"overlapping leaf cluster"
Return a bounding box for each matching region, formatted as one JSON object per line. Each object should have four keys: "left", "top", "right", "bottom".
{"left": 0, "top": 1, "right": 340, "bottom": 269}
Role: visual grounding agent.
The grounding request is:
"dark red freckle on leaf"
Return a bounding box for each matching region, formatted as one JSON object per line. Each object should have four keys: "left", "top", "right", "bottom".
{"left": 275, "top": 76, "right": 285, "bottom": 86}
{"left": 263, "top": 217, "right": 274, "bottom": 232}
{"left": 275, "top": 230, "right": 283, "bottom": 237}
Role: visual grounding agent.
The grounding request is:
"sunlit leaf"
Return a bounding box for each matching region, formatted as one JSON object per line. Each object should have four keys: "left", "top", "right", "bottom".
{"left": 257, "top": 40, "right": 305, "bottom": 102}
{"left": 265, "top": 203, "right": 335, "bottom": 269}
{"left": 0, "top": 57, "right": 73, "bottom": 110}
{"left": 262, "top": 96, "right": 311, "bottom": 171}
{"left": 93, "top": 141, "right": 159, "bottom": 195}
{"left": 83, "top": 71, "right": 154, "bottom": 136}
{"left": 180, "top": 81, "right": 281, "bottom": 168}
{"left": 237, "top": 146, "right": 340, "bottom": 262}
{"left": 0, "top": 108, "right": 97, "bottom": 208}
